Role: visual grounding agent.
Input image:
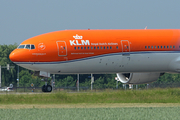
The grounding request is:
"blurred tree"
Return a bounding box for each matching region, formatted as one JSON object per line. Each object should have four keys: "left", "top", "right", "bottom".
{"left": 0, "top": 44, "right": 18, "bottom": 87}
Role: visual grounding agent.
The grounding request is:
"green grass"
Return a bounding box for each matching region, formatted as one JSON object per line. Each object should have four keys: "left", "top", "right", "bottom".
{"left": 0, "top": 107, "right": 180, "bottom": 120}
{"left": 1, "top": 88, "right": 180, "bottom": 104}
{"left": 1, "top": 88, "right": 180, "bottom": 120}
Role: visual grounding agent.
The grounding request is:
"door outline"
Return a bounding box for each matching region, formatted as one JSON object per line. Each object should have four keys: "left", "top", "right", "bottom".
{"left": 121, "top": 40, "right": 130, "bottom": 55}
{"left": 56, "top": 41, "right": 67, "bottom": 56}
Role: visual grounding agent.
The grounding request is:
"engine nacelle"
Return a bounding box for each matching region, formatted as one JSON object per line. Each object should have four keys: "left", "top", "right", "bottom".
{"left": 116, "top": 72, "right": 164, "bottom": 84}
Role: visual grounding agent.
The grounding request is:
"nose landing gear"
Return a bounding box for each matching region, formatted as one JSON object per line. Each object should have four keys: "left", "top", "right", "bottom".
{"left": 42, "top": 85, "right": 52, "bottom": 92}
{"left": 34, "top": 71, "right": 53, "bottom": 92}
{"left": 41, "top": 78, "right": 52, "bottom": 92}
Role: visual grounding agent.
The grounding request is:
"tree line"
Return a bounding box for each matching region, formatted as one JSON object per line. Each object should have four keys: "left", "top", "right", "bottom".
{"left": 1, "top": 44, "right": 180, "bottom": 89}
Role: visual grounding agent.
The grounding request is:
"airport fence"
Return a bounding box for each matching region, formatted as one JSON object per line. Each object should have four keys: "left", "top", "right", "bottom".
{"left": 148, "top": 82, "right": 180, "bottom": 88}
{"left": 1, "top": 82, "right": 180, "bottom": 93}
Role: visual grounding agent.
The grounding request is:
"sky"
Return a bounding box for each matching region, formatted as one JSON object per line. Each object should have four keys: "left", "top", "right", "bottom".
{"left": 0, "top": 0, "right": 180, "bottom": 45}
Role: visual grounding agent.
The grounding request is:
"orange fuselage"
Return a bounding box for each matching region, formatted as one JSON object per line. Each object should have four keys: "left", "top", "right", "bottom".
{"left": 9, "top": 29, "right": 180, "bottom": 63}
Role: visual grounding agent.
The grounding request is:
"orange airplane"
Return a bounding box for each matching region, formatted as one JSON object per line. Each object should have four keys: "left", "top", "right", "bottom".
{"left": 9, "top": 29, "right": 180, "bottom": 92}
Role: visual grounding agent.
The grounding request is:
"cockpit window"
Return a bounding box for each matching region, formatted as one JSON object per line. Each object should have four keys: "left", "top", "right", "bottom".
{"left": 17, "top": 44, "right": 35, "bottom": 50}
{"left": 25, "top": 44, "right": 31, "bottom": 49}
{"left": 18, "top": 45, "right": 25, "bottom": 49}
{"left": 31, "top": 45, "right": 35, "bottom": 49}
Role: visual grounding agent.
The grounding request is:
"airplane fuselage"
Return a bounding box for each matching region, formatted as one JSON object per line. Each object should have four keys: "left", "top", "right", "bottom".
{"left": 9, "top": 29, "right": 180, "bottom": 74}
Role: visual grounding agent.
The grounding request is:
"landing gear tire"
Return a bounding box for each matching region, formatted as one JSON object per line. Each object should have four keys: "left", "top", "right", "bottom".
{"left": 42, "top": 85, "right": 47, "bottom": 92}
{"left": 46, "top": 85, "right": 52, "bottom": 92}
{"left": 42, "top": 85, "right": 52, "bottom": 92}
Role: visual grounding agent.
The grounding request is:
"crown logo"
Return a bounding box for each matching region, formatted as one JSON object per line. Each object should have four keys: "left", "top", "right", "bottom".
{"left": 73, "top": 34, "right": 83, "bottom": 39}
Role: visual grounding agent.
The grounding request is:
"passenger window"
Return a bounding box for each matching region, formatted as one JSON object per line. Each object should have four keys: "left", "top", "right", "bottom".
{"left": 31, "top": 45, "right": 35, "bottom": 49}
{"left": 88, "top": 46, "right": 90, "bottom": 49}
{"left": 154, "top": 46, "right": 156, "bottom": 49}
{"left": 148, "top": 46, "right": 150, "bottom": 49}
{"left": 157, "top": 46, "right": 159, "bottom": 49}
{"left": 97, "top": 46, "right": 99, "bottom": 49}
{"left": 91, "top": 46, "right": 93, "bottom": 49}
{"left": 151, "top": 46, "right": 153, "bottom": 49}
{"left": 101, "top": 46, "right": 103, "bottom": 49}
{"left": 170, "top": 46, "right": 172, "bottom": 48}
{"left": 173, "top": 46, "right": 175, "bottom": 48}
{"left": 145, "top": 46, "right": 147, "bottom": 49}
{"left": 78, "top": 47, "right": 80, "bottom": 50}
{"left": 104, "top": 46, "right": 106, "bottom": 49}
{"left": 167, "top": 46, "right": 169, "bottom": 49}
{"left": 94, "top": 46, "right": 96, "bottom": 49}
{"left": 116, "top": 46, "right": 118, "bottom": 49}
{"left": 107, "top": 46, "right": 109, "bottom": 49}
{"left": 25, "top": 44, "right": 30, "bottom": 49}
{"left": 161, "top": 46, "right": 163, "bottom": 49}
{"left": 81, "top": 47, "right": 83, "bottom": 49}
{"left": 110, "top": 46, "right": 112, "bottom": 49}
{"left": 164, "top": 46, "right": 166, "bottom": 49}
{"left": 84, "top": 47, "right": 86, "bottom": 49}
{"left": 74, "top": 47, "right": 76, "bottom": 50}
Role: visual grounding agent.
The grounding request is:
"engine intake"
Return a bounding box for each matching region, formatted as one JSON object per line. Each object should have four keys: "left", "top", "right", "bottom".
{"left": 116, "top": 72, "right": 163, "bottom": 84}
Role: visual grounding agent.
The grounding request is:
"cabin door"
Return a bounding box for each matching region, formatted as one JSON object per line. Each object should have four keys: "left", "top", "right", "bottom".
{"left": 56, "top": 41, "right": 67, "bottom": 56}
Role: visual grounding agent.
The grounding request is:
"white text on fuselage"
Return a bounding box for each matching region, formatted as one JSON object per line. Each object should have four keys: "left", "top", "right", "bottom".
{"left": 91, "top": 43, "right": 118, "bottom": 46}
{"left": 70, "top": 40, "right": 90, "bottom": 46}
{"left": 70, "top": 34, "right": 90, "bottom": 46}
{"left": 70, "top": 34, "right": 118, "bottom": 46}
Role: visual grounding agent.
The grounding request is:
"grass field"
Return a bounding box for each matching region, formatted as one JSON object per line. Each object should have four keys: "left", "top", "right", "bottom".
{"left": 0, "top": 107, "right": 180, "bottom": 120}
{"left": 0, "top": 88, "right": 180, "bottom": 119}
{"left": 0, "top": 88, "right": 180, "bottom": 104}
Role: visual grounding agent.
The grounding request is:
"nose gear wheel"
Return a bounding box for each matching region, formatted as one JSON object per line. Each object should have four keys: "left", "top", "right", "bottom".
{"left": 42, "top": 85, "right": 52, "bottom": 92}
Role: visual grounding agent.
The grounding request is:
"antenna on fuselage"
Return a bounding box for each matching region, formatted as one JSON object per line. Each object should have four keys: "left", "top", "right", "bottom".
{"left": 144, "top": 26, "right": 147, "bottom": 30}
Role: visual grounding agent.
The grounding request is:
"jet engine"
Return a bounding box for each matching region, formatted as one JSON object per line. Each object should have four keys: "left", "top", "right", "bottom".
{"left": 116, "top": 72, "right": 164, "bottom": 84}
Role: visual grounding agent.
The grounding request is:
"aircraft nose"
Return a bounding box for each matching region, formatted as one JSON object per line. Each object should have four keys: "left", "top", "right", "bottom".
{"left": 9, "top": 49, "right": 20, "bottom": 62}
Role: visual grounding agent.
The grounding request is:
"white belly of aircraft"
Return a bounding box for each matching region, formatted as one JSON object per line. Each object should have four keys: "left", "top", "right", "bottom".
{"left": 16, "top": 52, "right": 180, "bottom": 74}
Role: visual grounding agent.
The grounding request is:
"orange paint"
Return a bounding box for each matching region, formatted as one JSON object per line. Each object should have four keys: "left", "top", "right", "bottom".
{"left": 9, "top": 29, "right": 180, "bottom": 62}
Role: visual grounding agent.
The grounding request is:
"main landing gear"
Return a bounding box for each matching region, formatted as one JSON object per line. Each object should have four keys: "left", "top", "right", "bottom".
{"left": 41, "top": 78, "right": 52, "bottom": 92}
